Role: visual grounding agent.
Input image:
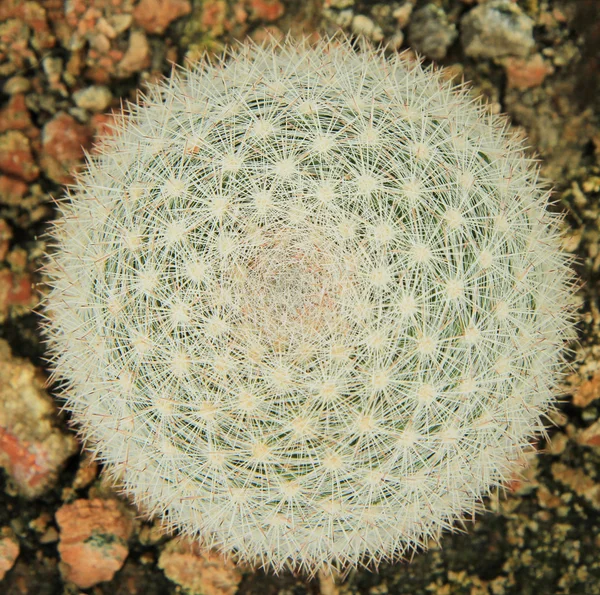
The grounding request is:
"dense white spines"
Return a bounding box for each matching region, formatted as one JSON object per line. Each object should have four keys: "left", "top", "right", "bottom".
{"left": 43, "top": 36, "right": 576, "bottom": 576}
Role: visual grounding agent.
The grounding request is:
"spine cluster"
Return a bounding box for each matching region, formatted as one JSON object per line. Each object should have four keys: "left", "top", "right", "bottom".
{"left": 43, "top": 36, "right": 576, "bottom": 575}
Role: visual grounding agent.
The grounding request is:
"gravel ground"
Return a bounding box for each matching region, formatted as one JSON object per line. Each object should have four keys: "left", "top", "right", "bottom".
{"left": 0, "top": 0, "right": 599, "bottom": 593}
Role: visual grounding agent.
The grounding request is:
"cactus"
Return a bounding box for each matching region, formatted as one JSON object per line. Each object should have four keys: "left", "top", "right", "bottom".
{"left": 42, "top": 36, "right": 577, "bottom": 575}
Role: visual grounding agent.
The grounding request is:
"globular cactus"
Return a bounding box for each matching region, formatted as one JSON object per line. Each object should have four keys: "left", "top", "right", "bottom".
{"left": 43, "top": 36, "right": 577, "bottom": 575}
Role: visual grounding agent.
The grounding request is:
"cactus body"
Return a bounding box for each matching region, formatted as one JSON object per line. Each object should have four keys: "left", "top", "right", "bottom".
{"left": 43, "top": 37, "right": 576, "bottom": 575}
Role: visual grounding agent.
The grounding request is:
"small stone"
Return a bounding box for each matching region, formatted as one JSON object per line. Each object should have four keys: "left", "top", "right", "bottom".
{"left": 0, "top": 20, "right": 35, "bottom": 78}
{"left": 552, "top": 7, "right": 567, "bottom": 23}
{"left": 0, "top": 175, "right": 28, "bottom": 206}
{"left": 251, "top": 26, "right": 284, "bottom": 44}
{"left": 0, "top": 528, "right": 19, "bottom": 581}
{"left": 7, "top": 246, "right": 27, "bottom": 272}
{"left": 545, "top": 430, "right": 568, "bottom": 455}
{"left": 0, "top": 219, "right": 12, "bottom": 262}
{"left": 40, "top": 112, "right": 91, "bottom": 184}
{"left": 200, "top": 0, "right": 227, "bottom": 35}
{"left": 326, "top": 0, "right": 354, "bottom": 9}
{"left": 0, "top": 340, "right": 77, "bottom": 497}
{"left": 393, "top": 1, "right": 414, "bottom": 29}
{"left": 39, "top": 526, "right": 59, "bottom": 544}
{"left": 324, "top": 7, "right": 353, "bottom": 28}
{"left": 461, "top": 0, "right": 535, "bottom": 60}
{"left": 72, "top": 452, "right": 99, "bottom": 490}
{"left": 109, "top": 14, "right": 134, "bottom": 35}
{"left": 573, "top": 371, "right": 600, "bottom": 408}
{"left": 133, "top": 0, "right": 192, "bottom": 35}
{"left": 42, "top": 56, "right": 62, "bottom": 81}
{"left": 65, "top": 51, "right": 83, "bottom": 79}
{"left": 408, "top": 4, "right": 457, "bottom": 60}
{"left": 88, "top": 32, "right": 111, "bottom": 53}
{"left": 56, "top": 498, "right": 134, "bottom": 589}
{"left": 505, "top": 53, "right": 554, "bottom": 90}
{"left": 0, "top": 94, "right": 34, "bottom": 133}
{"left": 138, "top": 521, "right": 167, "bottom": 546}
{"left": 96, "top": 17, "right": 117, "bottom": 40}
{"left": 42, "top": 55, "right": 67, "bottom": 94}
{"left": 3, "top": 76, "right": 30, "bottom": 95}
{"left": 29, "top": 512, "right": 52, "bottom": 534}
{"left": 117, "top": 30, "right": 151, "bottom": 77}
{"left": 351, "top": 15, "right": 384, "bottom": 42}
{"left": 247, "top": 0, "right": 285, "bottom": 22}
{"left": 0, "top": 269, "right": 33, "bottom": 316}
{"left": 73, "top": 86, "right": 112, "bottom": 112}
{"left": 0, "top": 131, "right": 39, "bottom": 182}
{"left": 536, "top": 485, "right": 562, "bottom": 509}
{"left": 318, "top": 570, "right": 339, "bottom": 595}
{"left": 158, "top": 538, "right": 242, "bottom": 595}
{"left": 577, "top": 420, "right": 600, "bottom": 448}
{"left": 551, "top": 463, "right": 600, "bottom": 508}
{"left": 387, "top": 30, "right": 405, "bottom": 52}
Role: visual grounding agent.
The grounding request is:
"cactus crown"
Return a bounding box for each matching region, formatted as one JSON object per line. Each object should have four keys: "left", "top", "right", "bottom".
{"left": 43, "top": 36, "right": 576, "bottom": 575}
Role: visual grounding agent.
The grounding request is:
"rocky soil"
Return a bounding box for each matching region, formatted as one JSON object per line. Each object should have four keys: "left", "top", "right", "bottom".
{"left": 1, "top": 0, "right": 599, "bottom": 593}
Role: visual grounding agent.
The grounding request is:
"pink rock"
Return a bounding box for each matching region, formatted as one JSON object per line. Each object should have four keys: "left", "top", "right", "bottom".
{"left": 0, "top": 175, "right": 27, "bottom": 206}
{"left": 0, "top": 131, "right": 39, "bottom": 182}
{"left": 0, "top": 340, "right": 77, "bottom": 497}
{"left": 133, "top": 0, "right": 192, "bottom": 35}
{"left": 573, "top": 371, "right": 600, "bottom": 408}
{"left": 0, "top": 529, "right": 19, "bottom": 581}
{"left": 201, "top": 0, "right": 227, "bottom": 33}
{"left": 0, "top": 94, "right": 35, "bottom": 134}
{"left": 158, "top": 538, "right": 242, "bottom": 595}
{"left": 56, "top": 498, "right": 134, "bottom": 589}
{"left": 40, "top": 112, "right": 92, "bottom": 184}
{"left": 505, "top": 53, "right": 553, "bottom": 90}
{"left": 247, "top": 0, "right": 284, "bottom": 22}
{"left": 577, "top": 420, "right": 600, "bottom": 448}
